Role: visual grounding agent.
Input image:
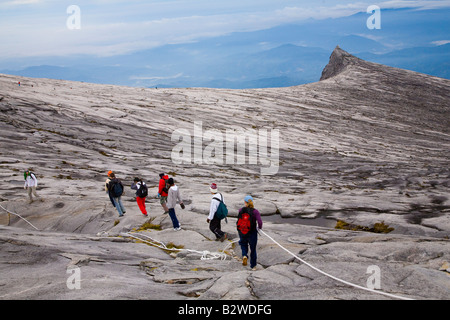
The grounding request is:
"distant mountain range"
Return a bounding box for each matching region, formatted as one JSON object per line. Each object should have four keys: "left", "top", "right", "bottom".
{"left": 1, "top": 7, "right": 449, "bottom": 88}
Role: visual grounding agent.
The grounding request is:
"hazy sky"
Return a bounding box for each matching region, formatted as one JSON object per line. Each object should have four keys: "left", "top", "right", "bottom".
{"left": 0, "top": 0, "right": 449, "bottom": 58}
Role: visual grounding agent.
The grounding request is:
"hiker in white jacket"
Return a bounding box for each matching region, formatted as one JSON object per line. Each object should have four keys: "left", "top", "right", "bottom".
{"left": 166, "top": 178, "right": 184, "bottom": 231}
{"left": 24, "top": 170, "right": 41, "bottom": 203}
{"left": 207, "top": 183, "right": 227, "bottom": 241}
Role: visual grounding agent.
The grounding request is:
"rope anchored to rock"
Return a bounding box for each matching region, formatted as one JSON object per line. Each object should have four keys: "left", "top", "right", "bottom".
{"left": 0, "top": 203, "right": 40, "bottom": 231}
{"left": 121, "top": 232, "right": 234, "bottom": 261}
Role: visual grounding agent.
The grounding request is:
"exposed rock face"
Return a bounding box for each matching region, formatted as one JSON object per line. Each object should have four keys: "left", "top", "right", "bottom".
{"left": 0, "top": 47, "right": 449, "bottom": 300}
{"left": 320, "top": 45, "right": 359, "bottom": 81}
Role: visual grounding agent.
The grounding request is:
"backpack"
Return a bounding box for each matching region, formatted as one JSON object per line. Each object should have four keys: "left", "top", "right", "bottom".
{"left": 109, "top": 179, "right": 123, "bottom": 198}
{"left": 136, "top": 181, "right": 148, "bottom": 198}
{"left": 237, "top": 207, "right": 256, "bottom": 235}
{"left": 213, "top": 193, "right": 228, "bottom": 221}
{"left": 160, "top": 175, "right": 169, "bottom": 195}
{"left": 24, "top": 171, "right": 37, "bottom": 180}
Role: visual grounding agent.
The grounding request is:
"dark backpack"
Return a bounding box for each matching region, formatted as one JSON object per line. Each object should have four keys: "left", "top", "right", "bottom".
{"left": 213, "top": 193, "right": 228, "bottom": 221}
{"left": 109, "top": 179, "right": 123, "bottom": 198}
{"left": 136, "top": 182, "right": 148, "bottom": 198}
{"left": 237, "top": 207, "right": 256, "bottom": 235}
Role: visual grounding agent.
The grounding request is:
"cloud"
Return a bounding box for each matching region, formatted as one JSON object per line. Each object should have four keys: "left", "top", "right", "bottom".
{"left": 432, "top": 40, "right": 450, "bottom": 45}
{"left": 130, "top": 73, "right": 184, "bottom": 80}
{"left": 2, "top": 0, "right": 41, "bottom": 5}
{"left": 1, "top": 0, "right": 450, "bottom": 59}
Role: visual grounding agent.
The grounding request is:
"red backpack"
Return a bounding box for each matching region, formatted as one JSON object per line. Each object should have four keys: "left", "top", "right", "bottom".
{"left": 237, "top": 207, "right": 256, "bottom": 235}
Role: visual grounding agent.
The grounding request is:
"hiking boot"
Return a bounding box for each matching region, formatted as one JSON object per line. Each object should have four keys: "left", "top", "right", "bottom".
{"left": 242, "top": 256, "right": 248, "bottom": 266}
{"left": 220, "top": 233, "right": 227, "bottom": 242}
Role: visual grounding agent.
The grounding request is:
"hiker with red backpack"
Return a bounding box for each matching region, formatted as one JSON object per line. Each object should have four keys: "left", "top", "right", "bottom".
{"left": 237, "top": 195, "right": 263, "bottom": 270}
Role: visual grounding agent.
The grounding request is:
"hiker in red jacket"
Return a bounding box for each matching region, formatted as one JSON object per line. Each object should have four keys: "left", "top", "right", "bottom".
{"left": 158, "top": 173, "right": 169, "bottom": 214}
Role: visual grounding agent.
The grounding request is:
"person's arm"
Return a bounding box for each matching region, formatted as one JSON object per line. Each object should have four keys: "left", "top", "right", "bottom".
{"left": 254, "top": 209, "right": 263, "bottom": 229}
{"left": 119, "top": 180, "right": 125, "bottom": 196}
{"left": 207, "top": 197, "right": 219, "bottom": 221}
{"left": 158, "top": 179, "right": 164, "bottom": 194}
{"left": 31, "top": 173, "right": 38, "bottom": 187}
{"left": 177, "top": 188, "right": 183, "bottom": 205}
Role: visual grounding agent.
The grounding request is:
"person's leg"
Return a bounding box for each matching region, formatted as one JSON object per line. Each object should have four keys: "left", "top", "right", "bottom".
{"left": 108, "top": 192, "right": 116, "bottom": 207}
{"left": 168, "top": 208, "right": 180, "bottom": 229}
{"left": 117, "top": 196, "right": 126, "bottom": 214}
{"left": 160, "top": 196, "right": 169, "bottom": 213}
{"left": 209, "top": 216, "right": 224, "bottom": 239}
{"left": 31, "top": 186, "right": 39, "bottom": 198}
{"left": 136, "top": 197, "right": 147, "bottom": 215}
{"left": 239, "top": 234, "right": 249, "bottom": 265}
{"left": 249, "top": 231, "right": 258, "bottom": 268}
{"left": 113, "top": 197, "right": 124, "bottom": 216}
{"left": 27, "top": 187, "right": 33, "bottom": 202}
{"left": 31, "top": 186, "right": 42, "bottom": 201}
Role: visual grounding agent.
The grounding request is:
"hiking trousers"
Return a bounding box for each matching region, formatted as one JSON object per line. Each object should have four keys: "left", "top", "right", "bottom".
{"left": 239, "top": 231, "right": 258, "bottom": 268}
{"left": 168, "top": 208, "right": 180, "bottom": 229}
{"left": 209, "top": 215, "right": 225, "bottom": 239}
{"left": 136, "top": 196, "right": 147, "bottom": 215}
{"left": 26, "top": 186, "right": 39, "bottom": 201}
{"left": 113, "top": 196, "right": 126, "bottom": 217}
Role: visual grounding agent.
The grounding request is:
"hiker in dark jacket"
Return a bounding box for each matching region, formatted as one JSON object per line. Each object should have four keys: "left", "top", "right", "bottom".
{"left": 131, "top": 177, "right": 148, "bottom": 217}
{"left": 237, "top": 195, "right": 262, "bottom": 270}
{"left": 105, "top": 170, "right": 116, "bottom": 208}
{"left": 107, "top": 173, "right": 126, "bottom": 217}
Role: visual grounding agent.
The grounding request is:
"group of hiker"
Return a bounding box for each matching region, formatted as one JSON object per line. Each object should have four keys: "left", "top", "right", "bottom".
{"left": 103, "top": 171, "right": 262, "bottom": 269}
{"left": 23, "top": 169, "right": 263, "bottom": 269}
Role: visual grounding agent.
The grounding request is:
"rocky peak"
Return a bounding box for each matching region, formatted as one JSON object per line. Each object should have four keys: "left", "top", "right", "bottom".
{"left": 320, "top": 45, "right": 362, "bottom": 80}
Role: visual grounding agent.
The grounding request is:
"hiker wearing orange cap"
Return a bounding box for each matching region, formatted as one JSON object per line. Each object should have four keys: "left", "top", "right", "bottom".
{"left": 105, "top": 171, "right": 115, "bottom": 208}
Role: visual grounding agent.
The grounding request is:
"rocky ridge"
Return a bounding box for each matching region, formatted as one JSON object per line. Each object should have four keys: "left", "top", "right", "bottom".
{"left": 0, "top": 47, "right": 449, "bottom": 300}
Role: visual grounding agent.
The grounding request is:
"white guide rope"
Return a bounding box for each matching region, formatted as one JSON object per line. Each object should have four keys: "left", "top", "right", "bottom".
{"left": 258, "top": 229, "right": 414, "bottom": 300}
{"left": 0, "top": 203, "right": 40, "bottom": 231}
{"left": 122, "top": 232, "right": 234, "bottom": 261}
{"left": 0, "top": 201, "right": 415, "bottom": 300}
